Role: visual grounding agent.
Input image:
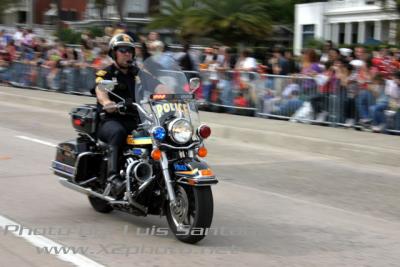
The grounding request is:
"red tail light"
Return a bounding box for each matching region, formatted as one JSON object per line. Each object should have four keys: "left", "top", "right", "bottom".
{"left": 198, "top": 125, "right": 211, "bottom": 139}
{"left": 73, "top": 119, "right": 83, "bottom": 126}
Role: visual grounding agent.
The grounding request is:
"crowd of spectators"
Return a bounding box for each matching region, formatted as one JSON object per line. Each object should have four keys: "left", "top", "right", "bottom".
{"left": 190, "top": 41, "right": 400, "bottom": 132}
{"left": 0, "top": 25, "right": 399, "bottom": 132}
{"left": 0, "top": 26, "right": 114, "bottom": 90}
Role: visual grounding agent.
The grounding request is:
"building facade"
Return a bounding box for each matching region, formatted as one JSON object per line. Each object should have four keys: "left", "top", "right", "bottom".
{"left": 85, "top": 0, "right": 153, "bottom": 20}
{"left": 294, "top": 0, "right": 400, "bottom": 54}
{"left": 1, "top": 0, "right": 157, "bottom": 26}
{"left": 2, "top": 0, "right": 88, "bottom": 25}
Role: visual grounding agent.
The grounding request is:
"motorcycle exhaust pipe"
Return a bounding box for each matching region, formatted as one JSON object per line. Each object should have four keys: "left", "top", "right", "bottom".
{"left": 59, "top": 178, "right": 148, "bottom": 213}
{"left": 58, "top": 177, "right": 116, "bottom": 202}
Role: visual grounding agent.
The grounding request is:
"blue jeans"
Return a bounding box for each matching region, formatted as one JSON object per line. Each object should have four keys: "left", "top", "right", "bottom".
{"left": 356, "top": 90, "right": 374, "bottom": 120}
{"left": 202, "top": 83, "right": 213, "bottom": 102}
{"left": 277, "top": 99, "right": 304, "bottom": 116}
{"left": 62, "top": 67, "right": 76, "bottom": 91}
{"left": 370, "top": 103, "right": 388, "bottom": 125}
{"left": 219, "top": 79, "right": 234, "bottom": 107}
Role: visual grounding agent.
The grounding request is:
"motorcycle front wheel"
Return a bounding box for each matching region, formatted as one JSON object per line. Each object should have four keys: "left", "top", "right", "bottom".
{"left": 166, "top": 184, "right": 214, "bottom": 244}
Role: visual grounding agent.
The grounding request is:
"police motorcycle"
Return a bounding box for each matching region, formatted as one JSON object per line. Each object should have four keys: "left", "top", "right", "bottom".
{"left": 51, "top": 56, "right": 218, "bottom": 244}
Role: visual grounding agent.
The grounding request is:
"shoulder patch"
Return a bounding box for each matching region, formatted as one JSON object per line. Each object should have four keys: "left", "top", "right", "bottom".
{"left": 96, "top": 70, "right": 107, "bottom": 77}
{"left": 96, "top": 77, "right": 104, "bottom": 84}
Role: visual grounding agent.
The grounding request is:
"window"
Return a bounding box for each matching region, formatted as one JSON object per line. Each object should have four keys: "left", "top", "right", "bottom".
{"left": 350, "top": 23, "right": 358, "bottom": 44}
{"left": 365, "top": 0, "right": 375, "bottom": 5}
{"left": 18, "top": 11, "right": 27, "bottom": 24}
{"left": 61, "top": 10, "right": 78, "bottom": 21}
{"left": 339, "top": 23, "right": 345, "bottom": 44}
{"left": 302, "top": 24, "right": 315, "bottom": 47}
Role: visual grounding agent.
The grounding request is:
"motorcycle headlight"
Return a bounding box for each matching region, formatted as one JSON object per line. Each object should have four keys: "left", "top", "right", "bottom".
{"left": 168, "top": 119, "right": 193, "bottom": 144}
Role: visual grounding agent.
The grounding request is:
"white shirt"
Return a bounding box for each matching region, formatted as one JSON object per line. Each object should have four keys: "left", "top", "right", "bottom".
{"left": 237, "top": 57, "right": 257, "bottom": 71}
{"left": 13, "top": 31, "right": 23, "bottom": 46}
{"left": 385, "top": 79, "right": 400, "bottom": 99}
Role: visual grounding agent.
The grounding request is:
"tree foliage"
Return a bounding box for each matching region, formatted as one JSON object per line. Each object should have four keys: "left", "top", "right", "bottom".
{"left": 378, "top": 0, "right": 400, "bottom": 13}
{"left": 55, "top": 28, "right": 82, "bottom": 44}
{"left": 146, "top": 0, "right": 332, "bottom": 45}
{"left": 184, "top": 0, "right": 272, "bottom": 45}
{"left": 95, "top": 0, "right": 108, "bottom": 20}
{"left": 0, "top": 0, "right": 14, "bottom": 11}
{"left": 0, "top": 0, "right": 18, "bottom": 21}
{"left": 148, "top": 0, "right": 276, "bottom": 45}
{"left": 147, "top": 0, "right": 196, "bottom": 41}
{"left": 115, "top": 0, "right": 126, "bottom": 22}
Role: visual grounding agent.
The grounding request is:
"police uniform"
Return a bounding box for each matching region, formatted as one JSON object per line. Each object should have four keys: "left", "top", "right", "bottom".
{"left": 94, "top": 64, "right": 140, "bottom": 148}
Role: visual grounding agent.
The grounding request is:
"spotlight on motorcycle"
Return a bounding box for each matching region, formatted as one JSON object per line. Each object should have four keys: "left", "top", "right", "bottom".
{"left": 198, "top": 124, "right": 211, "bottom": 139}
{"left": 152, "top": 126, "right": 166, "bottom": 141}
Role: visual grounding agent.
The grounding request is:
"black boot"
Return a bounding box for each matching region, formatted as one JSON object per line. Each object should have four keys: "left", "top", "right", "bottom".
{"left": 107, "top": 146, "right": 125, "bottom": 196}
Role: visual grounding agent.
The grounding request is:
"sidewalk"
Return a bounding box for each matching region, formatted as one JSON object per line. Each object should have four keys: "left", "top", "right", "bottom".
{"left": 1, "top": 85, "right": 400, "bottom": 166}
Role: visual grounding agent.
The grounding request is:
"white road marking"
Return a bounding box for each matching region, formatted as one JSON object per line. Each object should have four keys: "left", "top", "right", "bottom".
{"left": 16, "top": 136, "right": 57, "bottom": 147}
{"left": 0, "top": 215, "right": 104, "bottom": 267}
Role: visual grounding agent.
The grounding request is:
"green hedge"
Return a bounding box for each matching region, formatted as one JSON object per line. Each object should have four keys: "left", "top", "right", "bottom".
{"left": 55, "top": 28, "right": 82, "bottom": 44}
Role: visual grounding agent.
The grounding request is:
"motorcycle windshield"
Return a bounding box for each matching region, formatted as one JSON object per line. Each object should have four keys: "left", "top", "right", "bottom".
{"left": 136, "top": 54, "right": 201, "bottom": 132}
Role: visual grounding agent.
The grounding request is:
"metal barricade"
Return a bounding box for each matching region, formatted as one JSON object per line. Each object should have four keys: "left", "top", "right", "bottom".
{"left": 385, "top": 109, "right": 400, "bottom": 134}
{"left": 2, "top": 61, "right": 96, "bottom": 95}
{"left": 198, "top": 69, "right": 258, "bottom": 116}
{"left": 6, "top": 61, "right": 36, "bottom": 87}
{"left": 197, "top": 70, "right": 351, "bottom": 126}
{"left": 256, "top": 74, "right": 348, "bottom": 125}
{"left": 2, "top": 61, "right": 399, "bottom": 135}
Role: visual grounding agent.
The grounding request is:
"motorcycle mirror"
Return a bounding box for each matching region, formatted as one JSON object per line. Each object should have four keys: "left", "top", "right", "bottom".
{"left": 98, "top": 80, "right": 117, "bottom": 92}
{"left": 189, "top": 78, "right": 200, "bottom": 93}
{"left": 97, "top": 80, "right": 125, "bottom": 103}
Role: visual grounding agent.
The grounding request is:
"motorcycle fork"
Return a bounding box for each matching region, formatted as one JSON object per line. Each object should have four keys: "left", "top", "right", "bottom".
{"left": 160, "top": 151, "right": 177, "bottom": 207}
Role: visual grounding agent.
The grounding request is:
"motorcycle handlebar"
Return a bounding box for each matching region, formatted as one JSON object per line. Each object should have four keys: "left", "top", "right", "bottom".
{"left": 102, "top": 102, "right": 154, "bottom": 122}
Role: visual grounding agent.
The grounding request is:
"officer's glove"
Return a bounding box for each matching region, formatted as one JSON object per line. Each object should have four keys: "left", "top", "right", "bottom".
{"left": 125, "top": 98, "right": 138, "bottom": 113}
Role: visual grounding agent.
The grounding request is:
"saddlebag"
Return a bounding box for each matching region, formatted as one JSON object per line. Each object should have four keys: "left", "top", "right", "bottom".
{"left": 70, "top": 104, "right": 98, "bottom": 135}
{"left": 52, "top": 139, "right": 101, "bottom": 183}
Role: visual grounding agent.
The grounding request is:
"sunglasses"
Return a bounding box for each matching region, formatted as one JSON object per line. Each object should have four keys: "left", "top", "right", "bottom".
{"left": 117, "top": 47, "right": 134, "bottom": 54}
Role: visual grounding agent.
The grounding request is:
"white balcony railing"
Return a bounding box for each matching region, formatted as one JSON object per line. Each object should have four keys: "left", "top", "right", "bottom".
{"left": 326, "top": 0, "right": 396, "bottom": 11}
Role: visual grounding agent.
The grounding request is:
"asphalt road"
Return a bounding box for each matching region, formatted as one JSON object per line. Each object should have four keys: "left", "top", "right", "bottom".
{"left": 1, "top": 90, "right": 400, "bottom": 267}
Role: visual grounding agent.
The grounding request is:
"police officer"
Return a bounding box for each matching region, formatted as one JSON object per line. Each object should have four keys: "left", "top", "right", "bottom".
{"left": 94, "top": 33, "right": 140, "bottom": 193}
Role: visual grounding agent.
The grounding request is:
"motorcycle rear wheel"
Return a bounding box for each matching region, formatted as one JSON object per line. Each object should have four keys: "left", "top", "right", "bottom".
{"left": 166, "top": 185, "right": 214, "bottom": 244}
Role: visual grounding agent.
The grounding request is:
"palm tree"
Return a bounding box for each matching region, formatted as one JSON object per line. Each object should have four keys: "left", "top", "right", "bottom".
{"left": 148, "top": 0, "right": 161, "bottom": 16}
{"left": 147, "top": 0, "right": 197, "bottom": 42}
{"left": 53, "top": 0, "right": 62, "bottom": 29}
{"left": 378, "top": 0, "right": 400, "bottom": 12}
{"left": 0, "top": 0, "right": 14, "bottom": 13}
{"left": 115, "top": 0, "right": 125, "bottom": 22}
{"left": 95, "top": 0, "right": 108, "bottom": 21}
{"left": 377, "top": 0, "right": 400, "bottom": 42}
{"left": 0, "top": 0, "right": 14, "bottom": 23}
{"left": 184, "top": 0, "right": 272, "bottom": 45}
